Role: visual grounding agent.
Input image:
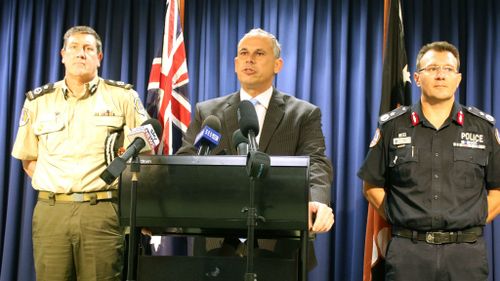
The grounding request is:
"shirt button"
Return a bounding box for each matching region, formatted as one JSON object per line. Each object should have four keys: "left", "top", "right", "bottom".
{"left": 434, "top": 174, "right": 439, "bottom": 179}
{"left": 433, "top": 195, "right": 439, "bottom": 200}
{"left": 434, "top": 152, "right": 439, "bottom": 157}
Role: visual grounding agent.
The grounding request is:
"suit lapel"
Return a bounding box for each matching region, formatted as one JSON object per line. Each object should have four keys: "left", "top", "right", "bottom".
{"left": 259, "top": 89, "right": 285, "bottom": 152}
{"left": 222, "top": 92, "right": 241, "bottom": 154}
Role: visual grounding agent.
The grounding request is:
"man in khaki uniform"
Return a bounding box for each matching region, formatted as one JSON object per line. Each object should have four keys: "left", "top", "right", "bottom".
{"left": 11, "top": 26, "right": 148, "bottom": 281}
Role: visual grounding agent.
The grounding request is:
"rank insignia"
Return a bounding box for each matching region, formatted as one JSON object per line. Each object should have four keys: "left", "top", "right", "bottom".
{"left": 104, "top": 79, "right": 133, "bottom": 89}
{"left": 411, "top": 111, "right": 420, "bottom": 126}
{"left": 25, "top": 83, "right": 55, "bottom": 101}
{"left": 456, "top": 111, "right": 464, "bottom": 126}
{"left": 369, "top": 128, "right": 381, "bottom": 148}
{"left": 379, "top": 106, "right": 409, "bottom": 125}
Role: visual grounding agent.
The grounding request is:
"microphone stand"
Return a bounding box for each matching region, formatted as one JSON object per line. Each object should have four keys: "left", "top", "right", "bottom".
{"left": 243, "top": 150, "right": 270, "bottom": 281}
{"left": 126, "top": 155, "right": 140, "bottom": 281}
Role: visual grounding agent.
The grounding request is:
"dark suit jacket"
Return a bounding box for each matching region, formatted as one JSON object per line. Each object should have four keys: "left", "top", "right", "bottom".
{"left": 176, "top": 89, "right": 333, "bottom": 269}
{"left": 177, "top": 89, "right": 333, "bottom": 204}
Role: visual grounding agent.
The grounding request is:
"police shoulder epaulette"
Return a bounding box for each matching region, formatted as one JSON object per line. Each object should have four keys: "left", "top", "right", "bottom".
{"left": 104, "top": 79, "right": 133, "bottom": 90}
{"left": 463, "top": 106, "right": 495, "bottom": 125}
{"left": 378, "top": 105, "right": 410, "bottom": 125}
{"left": 25, "top": 83, "right": 55, "bottom": 101}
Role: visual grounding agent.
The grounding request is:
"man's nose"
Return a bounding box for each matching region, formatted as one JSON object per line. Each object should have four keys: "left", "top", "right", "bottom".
{"left": 75, "top": 48, "right": 87, "bottom": 58}
{"left": 246, "top": 54, "right": 255, "bottom": 63}
{"left": 435, "top": 70, "right": 446, "bottom": 79}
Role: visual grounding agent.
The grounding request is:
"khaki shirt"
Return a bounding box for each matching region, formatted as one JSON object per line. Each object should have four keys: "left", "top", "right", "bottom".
{"left": 12, "top": 76, "right": 149, "bottom": 193}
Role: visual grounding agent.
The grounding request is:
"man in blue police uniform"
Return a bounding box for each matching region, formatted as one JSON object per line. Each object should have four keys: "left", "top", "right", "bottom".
{"left": 358, "top": 41, "right": 500, "bottom": 280}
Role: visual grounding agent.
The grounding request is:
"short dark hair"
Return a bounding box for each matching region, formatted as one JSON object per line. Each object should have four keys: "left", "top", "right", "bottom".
{"left": 416, "top": 41, "right": 460, "bottom": 71}
{"left": 62, "top": 26, "right": 102, "bottom": 53}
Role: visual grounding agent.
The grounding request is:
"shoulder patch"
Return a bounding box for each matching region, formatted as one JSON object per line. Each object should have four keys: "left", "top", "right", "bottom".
{"left": 104, "top": 79, "right": 133, "bottom": 90}
{"left": 19, "top": 107, "right": 30, "bottom": 127}
{"left": 463, "top": 106, "right": 495, "bottom": 126}
{"left": 369, "top": 128, "right": 381, "bottom": 147}
{"left": 25, "top": 83, "right": 55, "bottom": 101}
{"left": 378, "top": 106, "right": 410, "bottom": 125}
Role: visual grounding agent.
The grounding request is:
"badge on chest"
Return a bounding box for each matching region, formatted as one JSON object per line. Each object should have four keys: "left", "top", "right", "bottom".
{"left": 392, "top": 132, "right": 411, "bottom": 147}
{"left": 453, "top": 131, "right": 486, "bottom": 149}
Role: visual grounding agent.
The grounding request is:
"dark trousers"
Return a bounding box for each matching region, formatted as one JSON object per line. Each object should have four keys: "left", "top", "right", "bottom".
{"left": 385, "top": 236, "right": 489, "bottom": 281}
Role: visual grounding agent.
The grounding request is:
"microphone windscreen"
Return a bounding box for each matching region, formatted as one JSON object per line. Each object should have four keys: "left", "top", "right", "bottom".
{"left": 141, "top": 118, "right": 163, "bottom": 138}
{"left": 202, "top": 115, "right": 222, "bottom": 132}
{"left": 238, "top": 100, "right": 259, "bottom": 137}
{"left": 232, "top": 129, "right": 248, "bottom": 148}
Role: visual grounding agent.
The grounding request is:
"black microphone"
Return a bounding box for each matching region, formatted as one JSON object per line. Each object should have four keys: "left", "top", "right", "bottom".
{"left": 194, "top": 115, "right": 222, "bottom": 155}
{"left": 100, "top": 119, "right": 163, "bottom": 184}
{"left": 232, "top": 129, "right": 249, "bottom": 155}
{"left": 237, "top": 100, "right": 260, "bottom": 151}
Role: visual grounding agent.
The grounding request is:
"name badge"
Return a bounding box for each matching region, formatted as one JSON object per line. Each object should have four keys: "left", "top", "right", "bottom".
{"left": 393, "top": 137, "right": 411, "bottom": 145}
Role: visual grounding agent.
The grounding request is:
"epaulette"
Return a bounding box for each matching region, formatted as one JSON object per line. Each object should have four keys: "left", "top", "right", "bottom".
{"left": 463, "top": 106, "right": 495, "bottom": 125}
{"left": 104, "top": 79, "right": 133, "bottom": 90}
{"left": 378, "top": 105, "right": 410, "bottom": 125}
{"left": 25, "top": 83, "right": 55, "bottom": 101}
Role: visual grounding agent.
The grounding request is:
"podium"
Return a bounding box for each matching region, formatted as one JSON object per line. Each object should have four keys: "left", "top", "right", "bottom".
{"left": 119, "top": 155, "right": 310, "bottom": 281}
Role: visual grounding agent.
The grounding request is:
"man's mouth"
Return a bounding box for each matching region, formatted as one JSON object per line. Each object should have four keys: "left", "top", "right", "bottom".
{"left": 243, "top": 68, "right": 256, "bottom": 75}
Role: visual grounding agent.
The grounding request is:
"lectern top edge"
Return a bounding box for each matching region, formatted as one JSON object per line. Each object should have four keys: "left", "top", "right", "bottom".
{"left": 136, "top": 155, "right": 310, "bottom": 167}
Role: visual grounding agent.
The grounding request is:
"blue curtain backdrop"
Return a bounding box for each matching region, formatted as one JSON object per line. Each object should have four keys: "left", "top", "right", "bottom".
{"left": 0, "top": 0, "right": 499, "bottom": 281}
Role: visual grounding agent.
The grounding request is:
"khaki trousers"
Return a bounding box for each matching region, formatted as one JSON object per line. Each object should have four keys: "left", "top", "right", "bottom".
{"left": 32, "top": 199, "right": 124, "bottom": 281}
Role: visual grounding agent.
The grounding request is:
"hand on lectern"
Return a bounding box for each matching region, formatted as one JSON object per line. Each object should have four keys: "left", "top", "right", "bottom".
{"left": 141, "top": 227, "right": 153, "bottom": 236}
{"left": 308, "top": 201, "right": 334, "bottom": 233}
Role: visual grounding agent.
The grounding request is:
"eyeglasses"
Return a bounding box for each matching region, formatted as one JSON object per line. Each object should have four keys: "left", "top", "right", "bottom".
{"left": 418, "top": 65, "right": 457, "bottom": 74}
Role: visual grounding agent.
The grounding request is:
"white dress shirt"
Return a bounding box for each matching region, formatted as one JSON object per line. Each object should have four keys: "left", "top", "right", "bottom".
{"left": 239, "top": 87, "right": 273, "bottom": 143}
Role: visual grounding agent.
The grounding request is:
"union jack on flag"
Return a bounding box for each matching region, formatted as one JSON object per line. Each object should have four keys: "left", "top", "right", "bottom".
{"left": 147, "top": 0, "right": 191, "bottom": 155}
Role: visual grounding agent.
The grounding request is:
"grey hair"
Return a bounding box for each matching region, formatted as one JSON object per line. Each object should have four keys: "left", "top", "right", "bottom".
{"left": 238, "top": 28, "right": 281, "bottom": 58}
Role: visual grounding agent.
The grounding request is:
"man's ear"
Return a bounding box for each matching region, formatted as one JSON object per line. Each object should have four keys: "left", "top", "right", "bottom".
{"left": 274, "top": 58, "right": 283, "bottom": 74}
{"left": 414, "top": 72, "right": 421, "bottom": 87}
{"left": 61, "top": 48, "right": 66, "bottom": 64}
{"left": 97, "top": 52, "right": 103, "bottom": 67}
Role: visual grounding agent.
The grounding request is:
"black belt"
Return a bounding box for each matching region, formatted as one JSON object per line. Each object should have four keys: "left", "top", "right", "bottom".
{"left": 392, "top": 226, "right": 483, "bottom": 244}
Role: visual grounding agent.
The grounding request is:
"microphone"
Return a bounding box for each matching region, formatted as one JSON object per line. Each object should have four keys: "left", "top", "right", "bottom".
{"left": 237, "top": 100, "right": 259, "bottom": 151}
{"left": 100, "top": 119, "right": 163, "bottom": 184}
{"left": 194, "top": 115, "right": 222, "bottom": 155}
{"left": 126, "top": 121, "right": 161, "bottom": 154}
{"left": 232, "top": 129, "right": 249, "bottom": 155}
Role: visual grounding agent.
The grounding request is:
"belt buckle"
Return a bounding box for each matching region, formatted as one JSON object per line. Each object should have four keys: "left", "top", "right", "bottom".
{"left": 72, "top": 193, "right": 85, "bottom": 202}
{"left": 425, "top": 231, "right": 447, "bottom": 244}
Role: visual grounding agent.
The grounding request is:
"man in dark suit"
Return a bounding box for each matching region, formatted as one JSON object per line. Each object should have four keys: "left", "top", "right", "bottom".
{"left": 177, "top": 28, "right": 334, "bottom": 264}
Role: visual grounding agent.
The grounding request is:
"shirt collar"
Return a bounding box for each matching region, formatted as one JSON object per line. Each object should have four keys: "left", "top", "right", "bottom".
{"left": 450, "top": 103, "right": 464, "bottom": 125}
{"left": 410, "top": 101, "right": 464, "bottom": 127}
{"left": 61, "top": 75, "right": 100, "bottom": 99}
{"left": 239, "top": 86, "right": 273, "bottom": 110}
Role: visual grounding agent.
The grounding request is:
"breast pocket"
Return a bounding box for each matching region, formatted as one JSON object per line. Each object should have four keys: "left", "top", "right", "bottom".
{"left": 92, "top": 116, "right": 125, "bottom": 151}
{"left": 453, "top": 147, "right": 487, "bottom": 189}
{"left": 33, "top": 117, "right": 66, "bottom": 154}
{"left": 388, "top": 145, "right": 419, "bottom": 187}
